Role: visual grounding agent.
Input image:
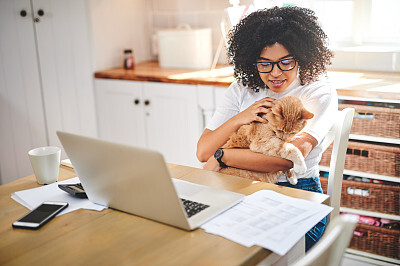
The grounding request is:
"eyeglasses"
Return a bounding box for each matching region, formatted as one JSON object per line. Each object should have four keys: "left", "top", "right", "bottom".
{"left": 255, "top": 58, "right": 297, "bottom": 73}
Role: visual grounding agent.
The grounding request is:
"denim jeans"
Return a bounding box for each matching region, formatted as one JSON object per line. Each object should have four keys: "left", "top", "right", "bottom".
{"left": 276, "top": 176, "right": 327, "bottom": 252}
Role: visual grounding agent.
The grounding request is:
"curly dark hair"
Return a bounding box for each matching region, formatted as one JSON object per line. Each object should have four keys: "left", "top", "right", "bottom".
{"left": 227, "top": 6, "right": 333, "bottom": 91}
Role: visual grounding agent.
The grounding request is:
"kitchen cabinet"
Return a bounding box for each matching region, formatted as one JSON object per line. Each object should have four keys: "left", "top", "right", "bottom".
{"left": 0, "top": 0, "right": 97, "bottom": 184}
{"left": 94, "top": 79, "right": 146, "bottom": 148}
{"left": 197, "top": 85, "right": 228, "bottom": 129}
{"left": 95, "top": 79, "right": 202, "bottom": 168}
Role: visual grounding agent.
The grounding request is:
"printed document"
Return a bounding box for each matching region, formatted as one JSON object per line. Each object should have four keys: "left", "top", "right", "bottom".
{"left": 201, "top": 190, "right": 332, "bottom": 256}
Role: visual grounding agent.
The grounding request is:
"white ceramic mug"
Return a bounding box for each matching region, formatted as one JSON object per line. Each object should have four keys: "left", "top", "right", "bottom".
{"left": 28, "top": 146, "right": 61, "bottom": 185}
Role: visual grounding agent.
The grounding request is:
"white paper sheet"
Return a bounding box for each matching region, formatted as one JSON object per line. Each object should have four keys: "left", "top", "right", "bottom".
{"left": 60, "top": 158, "right": 73, "bottom": 168}
{"left": 11, "top": 177, "right": 107, "bottom": 216}
{"left": 201, "top": 190, "right": 332, "bottom": 256}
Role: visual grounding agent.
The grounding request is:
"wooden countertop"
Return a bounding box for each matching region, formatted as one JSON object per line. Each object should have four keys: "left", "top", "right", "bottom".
{"left": 94, "top": 61, "right": 235, "bottom": 87}
{"left": 94, "top": 61, "right": 400, "bottom": 101}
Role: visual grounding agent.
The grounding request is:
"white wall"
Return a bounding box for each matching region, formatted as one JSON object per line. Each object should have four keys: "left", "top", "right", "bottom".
{"left": 332, "top": 49, "right": 400, "bottom": 72}
{"left": 89, "top": 0, "right": 153, "bottom": 71}
{"left": 149, "top": 0, "right": 254, "bottom": 64}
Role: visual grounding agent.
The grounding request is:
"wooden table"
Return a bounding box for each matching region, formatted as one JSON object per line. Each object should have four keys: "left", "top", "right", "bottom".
{"left": 0, "top": 164, "right": 329, "bottom": 266}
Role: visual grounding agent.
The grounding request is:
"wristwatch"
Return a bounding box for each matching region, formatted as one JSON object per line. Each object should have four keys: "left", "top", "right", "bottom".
{"left": 214, "top": 148, "right": 228, "bottom": 168}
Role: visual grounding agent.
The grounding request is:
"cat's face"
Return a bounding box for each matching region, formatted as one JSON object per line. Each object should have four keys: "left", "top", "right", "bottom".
{"left": 266, "top": 96, "right": 314, "bottom": 140}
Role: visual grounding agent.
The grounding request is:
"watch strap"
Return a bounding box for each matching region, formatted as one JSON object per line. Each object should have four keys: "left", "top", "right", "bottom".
{"left": 214, "top": 148, "right": 228, "bottom": 168}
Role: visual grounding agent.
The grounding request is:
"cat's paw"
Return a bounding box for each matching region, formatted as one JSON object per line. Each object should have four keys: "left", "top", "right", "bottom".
{"left": 287, "top": 175, "right": 298, "bottom": 185}
{"left": 293, "top": 161, "right": 307, "bottom": 175}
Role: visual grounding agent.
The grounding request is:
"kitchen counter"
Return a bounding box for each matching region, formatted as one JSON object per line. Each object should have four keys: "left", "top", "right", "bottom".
{"left": 94, "top": 61, "right": 400, "bottom": 101}
{"left": 94, "top": 61, "right": 235, "bottom": 87}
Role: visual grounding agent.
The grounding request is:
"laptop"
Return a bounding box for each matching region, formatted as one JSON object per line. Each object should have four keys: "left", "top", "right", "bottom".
{"left": 57, "top": 131, "right": 244, "bottom": 230}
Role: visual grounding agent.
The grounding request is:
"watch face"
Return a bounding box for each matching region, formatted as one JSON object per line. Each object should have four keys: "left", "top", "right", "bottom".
{"left": 214, "top": 149, "right": 223, "bottom": 159}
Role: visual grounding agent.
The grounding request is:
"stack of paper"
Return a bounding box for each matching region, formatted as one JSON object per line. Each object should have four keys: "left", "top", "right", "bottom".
{"left": 61, "top": 158, "right": 73, "bottom": 168}
{"left": 201, "top": 190, "right": 332, "bottom": 256}
{"left": 12, "top": 177, "right": 107, "bottom": 216}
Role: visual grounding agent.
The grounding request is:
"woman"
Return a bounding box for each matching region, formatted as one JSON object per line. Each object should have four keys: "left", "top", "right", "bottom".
{"left": 196, "top": 6, "right": 337, "bottom": 251}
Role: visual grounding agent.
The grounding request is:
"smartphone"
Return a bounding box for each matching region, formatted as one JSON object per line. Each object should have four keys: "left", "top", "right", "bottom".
{"left": 12, "top": 201, "right": 69, "bottom": 230}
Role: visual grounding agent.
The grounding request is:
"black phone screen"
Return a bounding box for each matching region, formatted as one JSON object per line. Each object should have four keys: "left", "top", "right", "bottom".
{"left": 19, "top": 204, "right": 65, "bottom": 223}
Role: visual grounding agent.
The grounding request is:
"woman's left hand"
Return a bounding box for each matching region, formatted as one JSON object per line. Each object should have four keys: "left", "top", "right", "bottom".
{"left": 203, "top": 155, "right": 221, "bottom": 172}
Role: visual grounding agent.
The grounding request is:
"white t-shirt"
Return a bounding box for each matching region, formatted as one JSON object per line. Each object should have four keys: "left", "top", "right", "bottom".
{"left": 207, "top": 77, "right": 338, "bottom": 182}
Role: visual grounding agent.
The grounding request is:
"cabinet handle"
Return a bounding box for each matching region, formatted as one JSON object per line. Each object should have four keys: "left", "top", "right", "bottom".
{"left": 20, "top": 10, "right": 27, "bottom": 17}
{"left": 133, "top": 99, "right": 140, "bottom": 105}
{"left": 37, "top": 9, "right": 45, "bottom": 16}
{"left": 144, "top": 100, "right": 150, "bottom": 106}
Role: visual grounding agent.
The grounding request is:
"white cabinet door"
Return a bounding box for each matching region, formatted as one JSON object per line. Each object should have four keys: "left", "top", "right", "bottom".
{"left": 0, "top": 0, "right": 48, "bottom": 184}
{"left": 34, "top": 0, "right": 97, "bottom": 147}
{"left": 95, "top": 80, "right": 202, "bottom": 168}
{"left": 95, "top": 79, "right": 147, "bottom": 148}
{"left": 0, "top": 0, "right": 97, "bottom": 184}
{"left": 143, "top": 82, "right": 201, "bottom": 167}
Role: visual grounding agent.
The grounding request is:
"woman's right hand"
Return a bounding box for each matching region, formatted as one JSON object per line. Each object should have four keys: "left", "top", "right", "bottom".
{"left": 231, "top": 97, "right": 275, "bottom": 125}
{"left": 196, "top": 97, "right": 275, "bottom": 163}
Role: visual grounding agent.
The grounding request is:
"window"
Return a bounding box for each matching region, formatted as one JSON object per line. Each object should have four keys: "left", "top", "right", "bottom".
{"left": 257, "top": 0, "right": 400, "bottom": 71}
{"left": 270, "top": 0, "right": 400, "bottom": 47}
{"left": 369, "top": 0, "right": 400, "bottom": 44}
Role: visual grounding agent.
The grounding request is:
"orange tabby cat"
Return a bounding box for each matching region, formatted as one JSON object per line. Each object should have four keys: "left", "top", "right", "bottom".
{"left": 219, "top": 96, "right": 314, "bottom": 185}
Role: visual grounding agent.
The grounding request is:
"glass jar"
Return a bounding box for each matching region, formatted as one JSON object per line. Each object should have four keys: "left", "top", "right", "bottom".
{"left": 124, "top": 49, "right": 134, "bottom": 69}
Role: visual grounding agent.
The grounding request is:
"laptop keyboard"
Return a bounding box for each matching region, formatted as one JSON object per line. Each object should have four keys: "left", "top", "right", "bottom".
{"left": 62, "top": 183, "right": 209, "bottom": 218}
{"left": 74, "top": 183, "right": 84, "bottom": 191}
{"left": 180, "top": 198, "right": 210, "bottom": 218}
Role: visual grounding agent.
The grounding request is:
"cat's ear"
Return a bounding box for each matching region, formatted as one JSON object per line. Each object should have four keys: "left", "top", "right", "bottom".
{"left": 301, "top": 109, "right": 314, "bottom": 120}
{"left": 271, "top": 104, "right": 283, "bottom": 117}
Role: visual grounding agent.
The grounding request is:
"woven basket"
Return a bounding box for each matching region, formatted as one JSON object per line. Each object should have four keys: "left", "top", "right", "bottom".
{"left": 320, "top": 177, "right": 400, "bottom": 215}
{"left": 349, "top": 223, "right": 400, "bottom": 259}
{"left": 339, "top": 104, "right": 400, "bottom": 139}
{"left": 320, "top": 141, "right": 400, "bottom": 177}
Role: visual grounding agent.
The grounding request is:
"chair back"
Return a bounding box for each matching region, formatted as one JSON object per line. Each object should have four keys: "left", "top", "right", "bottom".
{"left": 319, "top": 108, "right": 354, "bottom": 223}
{"left": 292, "top": 214, "right": 358, "bottom": 266}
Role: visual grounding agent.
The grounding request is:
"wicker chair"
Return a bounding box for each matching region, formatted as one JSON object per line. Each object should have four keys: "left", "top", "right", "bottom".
{"left": 319, "top": 108, "right": 355, "bottom": 223}
{"left": 292, "top": 214, "right": 358, "bottom": 266}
